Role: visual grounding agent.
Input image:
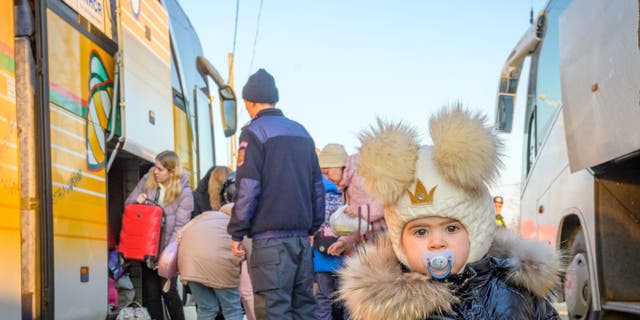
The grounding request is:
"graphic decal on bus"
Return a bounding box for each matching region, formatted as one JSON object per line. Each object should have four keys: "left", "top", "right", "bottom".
{"left": 47, "top": 9, "right": 112, "bottom": 207}
{"left": 131, "top": 0, "right": 140, "bottom": 18}
{"left": 86, "top": 51, "right": 113, "bottom": 170}
{"left": 0, "top": 1, "right": 22, "bottom": 318}
{"left": 0, "top": 0, "right": 19, "bottom": 212}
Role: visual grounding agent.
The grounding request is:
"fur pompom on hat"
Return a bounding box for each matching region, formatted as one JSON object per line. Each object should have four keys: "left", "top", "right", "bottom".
{"left": 357, "top": 104, "right": 503, "bottom": 269}
{"left": 357, "top": 119, "right": 420, "bottom": 205}
{"left": 319, "top": 143, "right": 348, "bottom": 168}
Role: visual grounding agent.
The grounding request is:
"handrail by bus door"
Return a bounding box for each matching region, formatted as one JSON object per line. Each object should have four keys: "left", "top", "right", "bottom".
{"left": 34, "top": 0, "right": 55, "bottom": 318}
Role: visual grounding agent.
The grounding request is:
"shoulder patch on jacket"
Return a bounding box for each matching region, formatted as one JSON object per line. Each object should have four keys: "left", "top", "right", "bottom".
{"left": 237, "top": 141, "right": 248, "bottom": 167}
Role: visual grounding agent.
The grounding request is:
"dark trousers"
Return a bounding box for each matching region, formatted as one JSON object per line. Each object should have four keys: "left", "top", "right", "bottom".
{"left": 315, "top": 272, "right": 349, "bottom": 320}
{"left": 141, "top": 264, "right": 185, "bottom": 320}
{"left": 249, "top": 236, "right": 315, "bottom": 320}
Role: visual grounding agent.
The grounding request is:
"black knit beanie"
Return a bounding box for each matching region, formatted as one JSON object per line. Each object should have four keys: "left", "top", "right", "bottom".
{"left": 242, "top": 68, "right": 279, "bottom": 103}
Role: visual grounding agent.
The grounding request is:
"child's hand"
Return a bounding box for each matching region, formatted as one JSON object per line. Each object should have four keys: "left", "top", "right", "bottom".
{"left": 136, "top": 193, "right": 148, "bottom": 204}
{"left": 327, "top": 239, "right": 347, "bottom": 256}
{"left": 344, "top": 205, "right": 358, "bottom": 217}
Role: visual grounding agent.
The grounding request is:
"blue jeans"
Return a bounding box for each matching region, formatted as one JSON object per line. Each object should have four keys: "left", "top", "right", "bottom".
{"left": 188, "top": 282, "right": 244, "bottom": 320}
{"left": 249, "top": 237, "right": 315, "bottom": 320}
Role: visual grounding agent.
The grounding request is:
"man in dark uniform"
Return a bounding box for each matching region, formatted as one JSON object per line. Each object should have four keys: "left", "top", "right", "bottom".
{"left": 228, "top": 68, "right": 325, "bottom": 320}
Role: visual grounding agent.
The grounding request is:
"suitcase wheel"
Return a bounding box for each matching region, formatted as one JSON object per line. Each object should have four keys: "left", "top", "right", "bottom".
{"left": 145, "top": 255, "right": 157, "bottom": 270}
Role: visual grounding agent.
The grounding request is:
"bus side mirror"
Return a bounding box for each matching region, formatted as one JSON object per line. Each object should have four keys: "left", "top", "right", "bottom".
{"left": 196, "top": 56, "right": 238, "bottom": 137}
{"left": 218, "top": 86, "right": 237, "bottom": 138}
{"left": 495, "top": 94, "right": 514, "bottom": 133}
{"left": 494, "top": 21, "right": 541, "bottom": 134}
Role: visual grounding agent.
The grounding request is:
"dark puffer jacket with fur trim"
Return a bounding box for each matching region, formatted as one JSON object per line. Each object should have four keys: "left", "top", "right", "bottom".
{"left": 337, "top": 230, "right": 562, "bottom": 320}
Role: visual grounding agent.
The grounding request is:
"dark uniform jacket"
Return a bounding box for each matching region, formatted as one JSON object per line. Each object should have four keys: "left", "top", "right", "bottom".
{"left": 228, "top": 108, "right": 325, "bottom": 241}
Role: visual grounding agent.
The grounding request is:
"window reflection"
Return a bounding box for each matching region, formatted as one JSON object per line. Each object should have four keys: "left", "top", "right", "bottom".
{"left": 527, "top": 112, "right": 537, "bottom": 174}
{"left": 523, "top": 0, "right": 571, "bottom": 179}
{"left": 165, "top": 0, "right": 215, "bottom": 171}
{"left": 534, "top": 0, "right": 571, "bottom": 148}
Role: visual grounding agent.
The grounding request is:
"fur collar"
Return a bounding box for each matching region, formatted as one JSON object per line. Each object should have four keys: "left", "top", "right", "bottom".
{"left": 337, "top": 230, "right": 561, "bottom": 320}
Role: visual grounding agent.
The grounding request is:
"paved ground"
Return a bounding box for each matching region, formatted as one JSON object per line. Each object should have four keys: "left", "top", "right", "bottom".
{"left": 555, "top": 302, "right": 569, "bottom": 320}
{"left": 184, "top": 303, "right": 569, "bottom": 319}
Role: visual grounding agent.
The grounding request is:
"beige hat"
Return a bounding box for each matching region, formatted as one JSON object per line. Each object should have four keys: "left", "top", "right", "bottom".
{"left": 319, "top": 143, "right": 348, "bottom": 168}
{"left": 357, "top": 105, "right": 502, "bottom": 270}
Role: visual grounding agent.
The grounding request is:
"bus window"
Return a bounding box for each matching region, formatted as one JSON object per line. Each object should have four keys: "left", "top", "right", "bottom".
{"left": 196, "top": 86, "right": 214, "bottom": 171}
{"left": 525, "top": 110, "right": 537, "bottom": 176}
{"left": 171, "top": 51, "right": 183, "bottom": 96}
{"left": 534, "top": 0, "right": 571, "bottom": 148}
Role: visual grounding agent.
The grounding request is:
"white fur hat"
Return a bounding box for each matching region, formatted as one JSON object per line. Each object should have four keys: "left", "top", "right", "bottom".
{"left": 357, "top": 105, "right": 502, "bottom": 269}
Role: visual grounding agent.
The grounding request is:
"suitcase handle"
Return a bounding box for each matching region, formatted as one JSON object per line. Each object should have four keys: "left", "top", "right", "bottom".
{"left": 143, "top": 198, "right": 167, "bottom": 263}
{"left": 144, "top": 199, "right": 161, "bottom": 206}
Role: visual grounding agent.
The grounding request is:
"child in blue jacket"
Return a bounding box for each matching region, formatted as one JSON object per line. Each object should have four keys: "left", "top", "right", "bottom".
{"left": 314, "top": 143, "right": 349, "bottom": 320}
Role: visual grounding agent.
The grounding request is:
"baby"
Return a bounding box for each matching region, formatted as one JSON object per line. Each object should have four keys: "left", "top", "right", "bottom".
{"left": 338, "top": 106, "right": 561, "bottom": 319}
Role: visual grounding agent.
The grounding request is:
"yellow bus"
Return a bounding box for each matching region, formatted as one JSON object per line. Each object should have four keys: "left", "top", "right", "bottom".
{"left": 1, "top": 0, "right": 237, "bottom": 318}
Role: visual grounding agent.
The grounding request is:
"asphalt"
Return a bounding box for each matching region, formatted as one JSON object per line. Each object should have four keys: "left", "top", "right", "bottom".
{"left": 183, "top": 303, "right": 569, "bottom": 319}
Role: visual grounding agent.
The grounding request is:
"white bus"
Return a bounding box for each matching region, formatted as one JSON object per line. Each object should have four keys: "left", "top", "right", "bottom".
{"left": 495, "top": 0, "right": 640, "bottom": 319}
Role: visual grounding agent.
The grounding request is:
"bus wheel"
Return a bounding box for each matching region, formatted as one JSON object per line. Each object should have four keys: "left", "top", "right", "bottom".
{"left": 564, "top": 230, "right": 591, "bottom": 319}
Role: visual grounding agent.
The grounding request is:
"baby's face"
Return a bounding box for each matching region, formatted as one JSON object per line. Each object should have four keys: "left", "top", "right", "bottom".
{"left": 401, "top": 216, "right": 470, "bottom": 276}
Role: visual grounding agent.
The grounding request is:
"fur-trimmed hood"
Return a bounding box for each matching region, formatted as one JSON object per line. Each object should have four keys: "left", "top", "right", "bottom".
{"left": 337, "top": 230, "right": 561, "bottom": 320}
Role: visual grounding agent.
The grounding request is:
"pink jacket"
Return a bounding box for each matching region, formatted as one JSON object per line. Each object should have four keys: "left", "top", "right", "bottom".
{"left": 338, "top": 154, "right": 386, "bottom": 246}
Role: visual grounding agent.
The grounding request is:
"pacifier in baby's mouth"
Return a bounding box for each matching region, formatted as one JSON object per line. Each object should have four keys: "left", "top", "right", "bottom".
{"left": 422, "top": 249, "right": 455, "bottom": 279}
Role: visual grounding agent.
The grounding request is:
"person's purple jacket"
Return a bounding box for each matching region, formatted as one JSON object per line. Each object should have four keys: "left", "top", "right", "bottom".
{"left": 125, "top": 168, "right": 193, "bottom": 248}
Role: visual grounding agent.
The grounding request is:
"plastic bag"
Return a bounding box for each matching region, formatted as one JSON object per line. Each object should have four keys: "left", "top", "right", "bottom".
{"left": 329, "top": 205, "right": 369, "bottom": 236}
{"left": 108, "top": 249, "right": 125, "bottom": 280}
{"left": 115, "top": 301, "right": 151, "bottom": 320}
{"left": 157, "top": 240, "right": 178, "bottom": 279}
{"left": 115, "top": 274, "right": 135, "bottom": 308}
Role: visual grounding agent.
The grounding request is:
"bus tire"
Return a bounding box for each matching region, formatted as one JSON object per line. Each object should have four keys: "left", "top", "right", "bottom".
{"left": 564, "top": 229, "right": 592, "bottom": 319}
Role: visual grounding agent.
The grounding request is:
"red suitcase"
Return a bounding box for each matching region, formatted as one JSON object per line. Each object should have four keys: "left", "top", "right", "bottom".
{"left": 118, "top": 202, "right": 165, "bottom": 267}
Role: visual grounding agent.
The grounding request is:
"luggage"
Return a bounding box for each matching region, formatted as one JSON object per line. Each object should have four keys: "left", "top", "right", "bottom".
{"left": 108, "top": 249, "right": 125, "bottom": 280}
{"left": 108, "top": 276, "right": 118, "bottom": 311}
{"left": 118, "top": 201, "right": 165, "bottom": 268}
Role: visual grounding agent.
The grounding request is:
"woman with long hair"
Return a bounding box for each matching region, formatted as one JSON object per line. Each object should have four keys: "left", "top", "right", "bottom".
{"left": 125, "top": 150, "right": 193, "bottom": 320}
{"left": 192, "top": 165, "right": 231, "bottom": 216}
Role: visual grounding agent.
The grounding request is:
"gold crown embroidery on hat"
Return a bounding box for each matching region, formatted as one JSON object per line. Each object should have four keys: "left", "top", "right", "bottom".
{"left": 407, "top": 179, "right": 437, "bottom": 205}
